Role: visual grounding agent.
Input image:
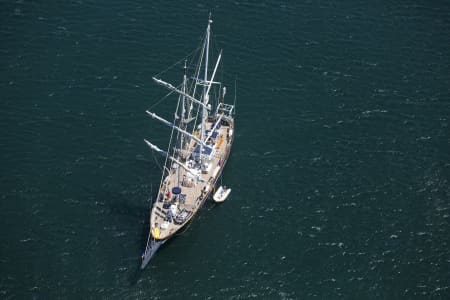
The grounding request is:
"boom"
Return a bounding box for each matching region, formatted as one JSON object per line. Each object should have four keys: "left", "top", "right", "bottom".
{"left": 152, "top": 77, "right": 210, "bottom": 111}
{"left": 144, "top": 139, "right": 205, "bottom": 182}
{"left": 146, "top": 110, "right": 213, "bottom": 150}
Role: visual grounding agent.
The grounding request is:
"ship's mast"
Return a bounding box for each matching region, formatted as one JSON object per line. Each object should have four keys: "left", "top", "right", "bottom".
{"left": 200, "top": 15, "right": 212, "bottom": 169}
{"left": 180, "top": 61, "right": 187, "bottom": 151}
{"left": 183, "top": 62, "right": 187, "bottom": 117}
{"left": 178, "top": 61, "right": 187, "bottom": 186}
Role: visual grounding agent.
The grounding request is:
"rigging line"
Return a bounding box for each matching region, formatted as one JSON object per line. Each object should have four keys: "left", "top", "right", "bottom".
{"left": 152, "top": 150, "right": 163, "bottom": 172}
{"left": 149, "top": 37, "right": 203, "bottom": 113}
{"left": 211, "top": 30, "right": 221, "bottom": 59}
{"left": 234, "top": 75, "right": 237, "bottom": 115}
{"left": 189, "top": 35, "right": 207, "bottom": 134}
{"left": 151, "top": 92, "right": 182, "bottom": 209}
{"left": 159, "top": 86, "right": 182, "bottom": 182}
{"left": 149, "top": 184, "right": 153, "bottom": 204}
{"left": 153, "top": 45, "right": 202, "bottom": 78}
{"left": 147, "top": 83, "right": 180, "bottom": 111}
{"left": 190, "top": 52, "right": 203, "bottom": 136}
{"left": 187, "top": 35, "right": 205, "bottom": 76}
{"left": 191, "top": 98, "right": 201, "bottom": 136}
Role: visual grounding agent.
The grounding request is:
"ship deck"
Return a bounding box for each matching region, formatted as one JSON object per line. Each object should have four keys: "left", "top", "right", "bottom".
{"left": 150, "top": 117, "right": 233, "bottom": 240}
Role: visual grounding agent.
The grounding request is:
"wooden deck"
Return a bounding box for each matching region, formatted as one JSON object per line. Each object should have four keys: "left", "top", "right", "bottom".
{"left": 150, "top": 118, "right": 233, "bottom": 240}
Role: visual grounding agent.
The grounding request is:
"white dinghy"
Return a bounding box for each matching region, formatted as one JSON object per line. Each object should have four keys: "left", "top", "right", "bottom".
{"left": 213, "top": 186, "right": 231, "bottom": 202}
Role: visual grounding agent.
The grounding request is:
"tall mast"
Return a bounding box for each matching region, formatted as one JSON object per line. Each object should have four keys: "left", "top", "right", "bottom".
{"left": 200, "top": 15, "right": 212, "bottom": 167}
{"left": 180, "top": 60, "right": 187, "bottom": 150}
{"left": 178, "top": 61, "right": 187, "bottom": 186}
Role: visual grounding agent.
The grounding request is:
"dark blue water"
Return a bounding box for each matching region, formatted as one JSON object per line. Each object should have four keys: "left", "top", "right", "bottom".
{"left": 1, "top": 1, "right": 449, "bottom": 299}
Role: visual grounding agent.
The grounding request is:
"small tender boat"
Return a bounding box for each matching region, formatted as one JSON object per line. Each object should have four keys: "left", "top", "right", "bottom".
{"left": 213, "top": 186, "right": 231, "bottom": 202}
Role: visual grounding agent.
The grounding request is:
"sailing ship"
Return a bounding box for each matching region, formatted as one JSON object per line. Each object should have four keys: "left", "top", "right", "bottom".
{"left": 141, "top": 16, "right": 235, "bottom": 269}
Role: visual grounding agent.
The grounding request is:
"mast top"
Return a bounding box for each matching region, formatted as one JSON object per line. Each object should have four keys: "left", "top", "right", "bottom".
{"left": 208, "top": 12, "right": 213, "bottom": 24}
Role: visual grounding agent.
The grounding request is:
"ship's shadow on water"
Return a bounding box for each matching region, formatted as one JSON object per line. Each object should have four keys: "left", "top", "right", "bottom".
{"left": 127, "top": 214, "right": 150, "bottom": 286}
{"left": 98, "top": 190, "right": 153, "bottom": 285}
